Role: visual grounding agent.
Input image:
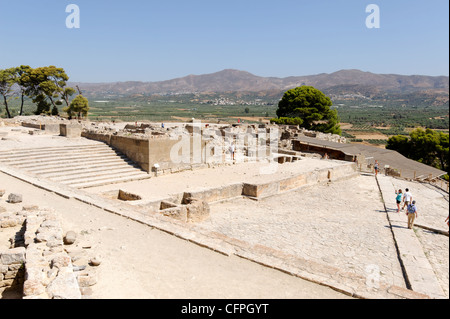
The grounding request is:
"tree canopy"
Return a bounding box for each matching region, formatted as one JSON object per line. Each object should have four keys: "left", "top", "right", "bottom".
{"left": 64, "top": 95, "right": 89, "bottom": 119}
{"left": 387, "top": 128, "right": 449, "bottom": 176}
{"left": 0, "top": 65, "right": 84, "bottom": 118}
{"left": 272, "top": 86, "right": 341, "bottom": 135}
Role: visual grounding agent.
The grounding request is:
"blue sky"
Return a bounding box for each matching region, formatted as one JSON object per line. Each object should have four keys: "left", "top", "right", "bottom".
{"left": 0, "top": 0, "right": 448, "bottom": 82}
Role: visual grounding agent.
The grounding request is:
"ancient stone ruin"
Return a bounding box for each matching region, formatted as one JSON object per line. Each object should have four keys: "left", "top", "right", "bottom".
{"left": 1, "top": 192, "right": 100, "bottom": 299}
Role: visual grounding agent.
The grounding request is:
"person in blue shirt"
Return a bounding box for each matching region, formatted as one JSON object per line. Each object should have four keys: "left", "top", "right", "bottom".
{"left": 406, "top": 201, "right": 418, "bottom": 229}
{"left": 395, "top": 189, "right": 403, "bottom": 213}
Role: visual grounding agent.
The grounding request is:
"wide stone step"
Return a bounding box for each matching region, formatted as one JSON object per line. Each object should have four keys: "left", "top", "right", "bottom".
{"left": 50, "top": 166, "right": 145, "bottom": 182}
{"left": 10, "top": 153, "right": 129, "bottom": 168}
{"left": 0, "top": 144, "right": 108, "bottom": 157}
{"left": 38, "top": 161, "right": 139, "bottom": 177}
{"left": 70, "top": 175, "right": 151, "bottom": 189}
{"left": 0, "top": 143, "right": 150, "bottom": 189}
{"left": 0, "top": 145, "right": 116, "bottom": 158}
{"left": 0, "top": 149, "right": 118, "bottom": 162}
{"left": 21, "top": 159, "right": 134, "bottom": 174}
{"left": 60, "top": 170, "right": 148, "bottom": 185}
{"left": 64, "top": 172, "right": 151, "bottom": 189}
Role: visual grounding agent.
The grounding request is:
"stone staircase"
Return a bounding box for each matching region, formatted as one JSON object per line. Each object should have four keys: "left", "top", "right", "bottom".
{"left": 0, "top": 143, "right": 150, "bottom": 189}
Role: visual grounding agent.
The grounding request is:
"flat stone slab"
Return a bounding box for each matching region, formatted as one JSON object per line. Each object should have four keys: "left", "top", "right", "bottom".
{"left": 377, "top": 175, "right": 447, "bottom": 299}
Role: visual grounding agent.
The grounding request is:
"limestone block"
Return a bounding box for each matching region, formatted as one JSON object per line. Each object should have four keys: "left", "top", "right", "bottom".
{"left": 47, "top": 269, "right": 81, "bottom": 299}
{"left": 44, "top": 123, "right": 60, "bottom": 134}
{"left": 160, "top": 206, "right": 187, "bottom": 222}
{"left": 60, "top": 124, "right": 82, "bottom": 138}
{"left": 185, "top": 198, "right": 210, "bottom": 223}
{"left": 23, "top": 279, "right": 46, "bottom": 297}
{"left": 118, "top": 190, "right": 142, "bottom": 201}
{"left": 35, "top": 230, "right": 63, "bottom": 244}
{"left": 1, "top": 265, "right": 8, "bottom": 274}
{"left": 64, "top": 231, "right": 77, "bottom": 245}
{"left": 0, "top": 247, "right": 26, "bottom": 265}
{"left": 7, "top": 193, "right": 22, "bottom": 204}
{"left": 22, "top": 205, "right": 39, "bottom": 212}
{"left": 51, "top": 254, "right": 72, "bottom": 269}
{"left": 89, "top": 257, "right": 102, "bottom": 267}
{"left": 77, "top": 271, "right": 98, "bottom": 288}
{"left": 0, "top": 217, "right": 20, "bottom": 228}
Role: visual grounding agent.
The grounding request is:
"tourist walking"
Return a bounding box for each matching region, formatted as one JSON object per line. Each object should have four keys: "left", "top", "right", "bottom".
{"left": 406, "top": 200, "right": 418, "bottom": 229}
{"left": 395, "top": 189, "right": 403, "bottom": 213}
{"left": 374, "top": 160, "right": 379, "bottom": 176}
{"left": 229, "top": 142, "right": 236, "bottom": 161}
{"left": 402, "top": 188, "right": 413, "bottom": 210}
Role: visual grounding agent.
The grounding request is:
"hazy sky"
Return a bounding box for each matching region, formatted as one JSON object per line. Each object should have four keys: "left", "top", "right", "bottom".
{"left": 1, "top": 0, "right": 448, "bottom": 82}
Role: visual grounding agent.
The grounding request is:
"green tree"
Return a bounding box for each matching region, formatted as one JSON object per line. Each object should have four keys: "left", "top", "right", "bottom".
{"left": 274, "top": 86, "right": 341, "bottom": 134}
{"left": 64, "top": 95, "right": 89, "bottom": 119}
{"left": 387, "top": 128, "right": 449, "bottom": 174}
{"left": 386, "top": 135, "right": 411, "bottom": 157}
{"left": 26, "top": 66, "right": 72, "bottom": 115}
{"left": 271, "top": 117, "right": 303, "bottom": 126}
{"left": 0, "top": 68, "right": 17, "bottom": 118}
{"left": 15, "top": 65, "right": 33, "bottom": 116}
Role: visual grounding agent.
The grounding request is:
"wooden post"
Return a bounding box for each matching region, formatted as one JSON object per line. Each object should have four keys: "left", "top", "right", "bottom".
{"left": 414, "top": 171, "right": 416, "bottom": 179}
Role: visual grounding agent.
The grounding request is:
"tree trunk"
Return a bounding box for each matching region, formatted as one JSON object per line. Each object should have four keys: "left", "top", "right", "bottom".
{"left": 3, "top": 95, "right": 12, "bottom": 118}
{"left": 19, "top": 93, "right": 25, "bottom": 116}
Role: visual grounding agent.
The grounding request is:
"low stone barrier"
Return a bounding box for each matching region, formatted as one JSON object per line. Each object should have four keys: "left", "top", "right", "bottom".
{"left": 243, "top": 162, "right": 358, "bottom": 199}
{"left": 182, "top": 183, "right": 244, "bottom": 204}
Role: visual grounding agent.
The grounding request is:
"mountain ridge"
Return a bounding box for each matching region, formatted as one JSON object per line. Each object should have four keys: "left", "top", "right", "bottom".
{"left": 70, "top": 69, "right": 449, "bottom": 97}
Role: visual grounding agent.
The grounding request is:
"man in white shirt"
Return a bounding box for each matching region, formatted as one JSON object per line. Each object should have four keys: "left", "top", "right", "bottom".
{"left": 402, "top": 188, "right": 413, "bottom": 211}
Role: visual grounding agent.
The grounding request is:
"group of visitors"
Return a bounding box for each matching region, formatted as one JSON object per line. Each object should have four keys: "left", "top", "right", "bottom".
{"left": 394, "top": 188, "right": 417, "bottom": 229}
{"left": 395, "top": 188, "right": 449, "bottom": 230}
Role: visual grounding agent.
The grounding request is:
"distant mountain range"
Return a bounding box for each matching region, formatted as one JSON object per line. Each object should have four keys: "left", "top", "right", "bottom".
{"left": 71, "top": 69, "right": 449, "bottom": 98}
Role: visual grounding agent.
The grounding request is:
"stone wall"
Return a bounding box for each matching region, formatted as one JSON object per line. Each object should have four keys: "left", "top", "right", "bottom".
{"left": 111, "top": 135, "right": 150, "bottom": 172}
{"left": 1, "top": 195, "right": 100, "bottom": 299}
{"left": 1, "top": 247, "right": 26, "bottom": 296}
{"left": 22, "top": 209, "right": 82, "bottom": 299}
{"left": 242, "top": 162, "right": 358, "bottom": 199}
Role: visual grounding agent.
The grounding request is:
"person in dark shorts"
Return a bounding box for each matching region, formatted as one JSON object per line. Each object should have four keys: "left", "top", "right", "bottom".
{"left": 395, "top": 189, "right": 403, "bottom": 213}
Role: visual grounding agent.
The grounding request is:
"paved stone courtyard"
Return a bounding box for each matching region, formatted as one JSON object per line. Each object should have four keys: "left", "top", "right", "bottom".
{"left": 200, "top": 175, "right": 408, "bottom": 289}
